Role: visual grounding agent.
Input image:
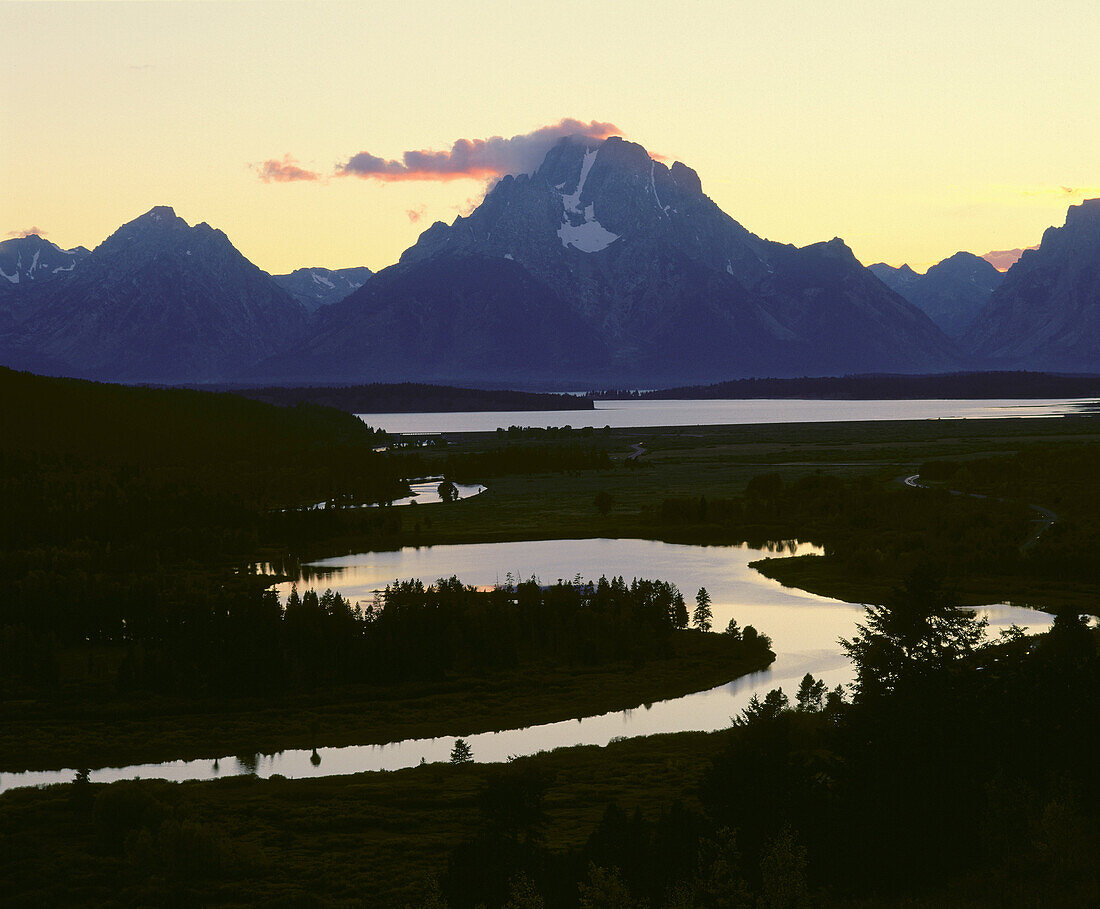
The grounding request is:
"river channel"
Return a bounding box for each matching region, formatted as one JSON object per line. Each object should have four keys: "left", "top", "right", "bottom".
{"left": 0, "top": 538, "right": 1052, "bottom": 794}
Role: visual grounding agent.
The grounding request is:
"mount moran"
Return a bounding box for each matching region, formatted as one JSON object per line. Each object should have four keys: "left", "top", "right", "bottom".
{"left": 2, "top": 136, "right": 1096, "bottom": 385}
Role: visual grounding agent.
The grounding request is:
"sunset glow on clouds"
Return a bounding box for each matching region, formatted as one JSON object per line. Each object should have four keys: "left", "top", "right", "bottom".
{"left": 255, "top": 155, "right": 322, "bottom": 184}
{"left": 337, "top": 118, "right": 621, "bottom": 182}
{"left": 257, "top": 119, "right": 623, "bottom": 185}
{"left": 7, "top": 227, "right": 47, "bottom": 239}
{"left": 5, "top": 1, "right": 1098, "bottom": 274}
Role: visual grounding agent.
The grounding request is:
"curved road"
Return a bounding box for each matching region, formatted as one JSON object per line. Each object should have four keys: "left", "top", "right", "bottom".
{"left": 903, "top": 474, "right": 1058, "bottom": 551}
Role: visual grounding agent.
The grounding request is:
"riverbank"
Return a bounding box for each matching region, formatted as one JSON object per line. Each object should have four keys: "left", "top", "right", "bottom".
{"left": 0, "top": 729, "right": 727, "bottom": 907}
{"left": 0, "top": 631, "right": 768, "bottom": 774}
{"left": 754, "top": 553, "right": 1100, "bottom": 613}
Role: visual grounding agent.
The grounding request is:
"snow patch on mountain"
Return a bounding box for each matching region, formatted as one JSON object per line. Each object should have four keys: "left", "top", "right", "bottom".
{"left": 556, "top": 145, "right": 619, "bottom": 252}
{"left": 558, "top": 212, "right": 620, "bottom": 253}
{"left": 561, "top": 146, "right": 599, "bottom": 214}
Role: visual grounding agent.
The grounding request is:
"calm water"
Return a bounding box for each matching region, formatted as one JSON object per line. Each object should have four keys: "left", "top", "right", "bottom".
{"left": 0, "top": 538, "right": 1052, "bottom": 794}
{"left": 305, "top": 478, "right": 486, "bottom": 509}
{"left": 355, "top": 397, "right": 1097, "bottom": 434}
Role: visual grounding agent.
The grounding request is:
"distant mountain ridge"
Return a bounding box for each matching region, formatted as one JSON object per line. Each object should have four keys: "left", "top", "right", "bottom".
{"left": 3, "top": 160, "right": 1096, "bottom": 386}
{"left": 272, "top": 266, "right": 373, "bottom": 312}
{"left": 0, "top": 235, "right": 90, "bottom": 290}
{"left": 963, "top": 198, "right": 1100, "bottom": 371}
{"left": 0, "top": 235, "right": 91, "bottom": 330}
{"left": 0, "top": 207, "right": 308, "bottom": 382}
{"left": 869, "top": 252, "right": 1004, "bottom": 339}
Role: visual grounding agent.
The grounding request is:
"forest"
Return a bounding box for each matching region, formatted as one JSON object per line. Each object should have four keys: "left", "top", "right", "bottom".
{"left": 428, "top": 572, "right": 1098, "bottom": 908}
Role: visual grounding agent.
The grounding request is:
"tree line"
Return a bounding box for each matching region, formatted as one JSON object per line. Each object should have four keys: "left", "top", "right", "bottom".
{"left": 432, "top": 570, "right": 1099, "bottom": 907}
{"left": 2, "top": 573, "right": 774, "bottom": 700}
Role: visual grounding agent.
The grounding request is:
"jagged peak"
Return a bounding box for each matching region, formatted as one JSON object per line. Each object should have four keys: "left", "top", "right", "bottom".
{"left": 669, "top": 161, "right": 702, "bottom": 196}
{"left": 1064, "top": 197, "right": 1100, "bottom": 227}
{"left": 115, "top": 206, "right": 190, "bottom": 234}
{"left": 871, "top": 262, "right": 920, "bottom": 276}
{"left": 929, "top": 250, "right": 999, "bottom": 274}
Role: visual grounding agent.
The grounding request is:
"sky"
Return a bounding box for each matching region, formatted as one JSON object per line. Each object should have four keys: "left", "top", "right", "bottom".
{"left": 3, "top": 0, "right": 1099, "bottom": 275}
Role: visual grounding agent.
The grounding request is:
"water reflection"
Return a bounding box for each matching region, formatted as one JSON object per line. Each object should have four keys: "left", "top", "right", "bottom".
{"left": 0, "top": 538, "right": 1054, "bottom": 794}
{"left": 355, "top": 397, "right": 1098, "bottom": 435}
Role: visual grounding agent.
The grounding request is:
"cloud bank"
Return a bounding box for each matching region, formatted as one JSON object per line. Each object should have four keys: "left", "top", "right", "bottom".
{"left": 255, "top": 119, "right": 623, "bottom": 186}
{"left": 7, "top": 226, "right": 46, "bottom": 239}
{"left": 337, "top": 118, "right": 621, "bottom": 182}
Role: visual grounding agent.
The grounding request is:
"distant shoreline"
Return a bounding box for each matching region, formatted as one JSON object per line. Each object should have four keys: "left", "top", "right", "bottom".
{"left": 588, "top": 371, "right": 1100, "bottom": 402}
{"left": 217, "top": 382, "right": 595, "bottom": 413}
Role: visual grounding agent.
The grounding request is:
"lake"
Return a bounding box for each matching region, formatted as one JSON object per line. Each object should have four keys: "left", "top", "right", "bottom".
{"left": 0, "top": 538, "right": 1051, "bottom": 794}
{"left": 354, "top": 397, "right": 1098, "bottom": 434}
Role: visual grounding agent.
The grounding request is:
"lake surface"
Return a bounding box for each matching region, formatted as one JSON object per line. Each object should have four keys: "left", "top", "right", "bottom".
{"left": 355, "top": 397, "right": 1098, "bottom": 434}
{"left": 0, "top": 538, "right": 1052, "bottom": 794}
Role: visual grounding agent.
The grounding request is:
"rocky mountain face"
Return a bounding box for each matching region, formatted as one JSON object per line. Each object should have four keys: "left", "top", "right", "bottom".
{"left": 255, "top": 253, "right": 611, "bottom": 386}
{"left": 870, "top": 252, "right": 1003, "bottom": 339}
{"left": 0, "top": 207, "right": 307, "bottom": 382}
{"left": 0, "top": 235, "right": 90, "bottom": 290}
{"left": 963, "top": 199, "right": 1100, "bottom": 371}
{"left": 0, "top": 236, "right": 90, "bottom": 328}
{"left": 274, "top": 136, "right": 957, "bottom": 386}
{"left": 867, "top": 262, "right": 921, "bottom": 297}
{"left": 272, "top": 266, "right": 373, "bottom": 313}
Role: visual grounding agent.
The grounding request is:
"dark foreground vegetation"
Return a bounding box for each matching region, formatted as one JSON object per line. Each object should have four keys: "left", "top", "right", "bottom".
{"left": 2, "top": 574, "right": 772, "bottom": 770}
{"left": 3, "top": 572, "right": 1095, "bottom": 907}
{"left": 594, "top": 369, "right": 1100, "bottom": 401}
{"left": 225, "top": 381, "right": 594, "bottom": 413}
{"left": 0, "top": 370, "right": 618, "bottom": 737}
{"left": 744, "top": 441, "right": 1100, "bottom": 607}
{"left": 3, "top": 368, "right": 1100, "bottom": 905}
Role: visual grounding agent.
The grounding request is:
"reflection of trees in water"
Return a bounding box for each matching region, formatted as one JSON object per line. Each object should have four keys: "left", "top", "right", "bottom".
{"left": 298, "top": 565, "right": 343, "bottom": 585}
{"left": 235, "top": 753, "right": 259, "bottom": 774}
{"left": 760, "top": 539, "right": 801, "bottom": 554}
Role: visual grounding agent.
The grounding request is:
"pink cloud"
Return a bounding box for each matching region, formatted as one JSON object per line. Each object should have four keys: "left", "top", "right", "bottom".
{"left": 336, "top": 118, "right": 623, "bottom": 183}
{"left": 406, "top": 206, "right": 427, "bottom": 223}
{"left": 7, "top": 226, "right": 46, "bottom": 238}
{"left": 254, "top": 155, "right": 321, "bottom": 183}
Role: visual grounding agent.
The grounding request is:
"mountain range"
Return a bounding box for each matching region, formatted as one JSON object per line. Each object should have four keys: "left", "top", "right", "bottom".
{"left": 0, "top": 207, "right": 307, "bottom": 382}
{"left": 1, "top": 138, "right": 1097, "bottom": 385}
{"left": 962, "top": 199, "right": 1100, "bottom": 371}
{"left": 869, "top": 252, "right": 1004, "bottom": 339}
{"left": 272, "top": 266, "right": 374, "bottom": 313}
{"left": 252, "top": 136, "right": 957, "bottom": 385}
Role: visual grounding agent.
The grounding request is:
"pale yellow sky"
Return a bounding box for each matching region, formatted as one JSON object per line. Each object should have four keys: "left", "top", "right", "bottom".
{"left": 3, "top": 0, "right": 1098, "bottom": 274}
